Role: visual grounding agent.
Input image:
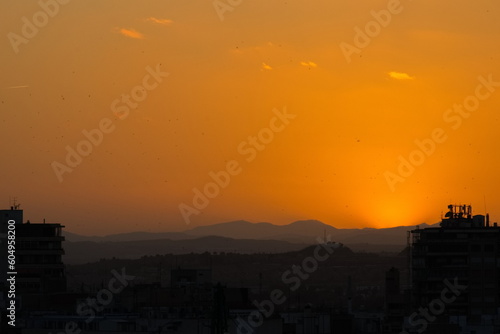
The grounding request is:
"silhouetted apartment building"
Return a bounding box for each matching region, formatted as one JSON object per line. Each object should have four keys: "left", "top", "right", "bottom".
{"left": 1, "top": 207, "right": 66, "bottom": 313}
{"left": 16, "top": 219, "right": 66, "bottom": 295}
{"left": 408, "top": 204, "right": 500, "bottom": 333}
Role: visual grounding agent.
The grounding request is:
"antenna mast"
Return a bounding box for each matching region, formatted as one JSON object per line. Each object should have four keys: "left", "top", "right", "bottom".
{"left": 9, "top": 196, "right": 21, "bottom": 210}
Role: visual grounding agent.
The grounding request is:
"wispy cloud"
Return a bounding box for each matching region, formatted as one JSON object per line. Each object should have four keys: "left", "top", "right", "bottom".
{"left": 146, "top": 17, "right": 173, "bottom": 26}
{"left": 300, "top": 61, "right": 317, "bottom": 68}
{"left": 116, "top": 28, "right": 145, "bottom": 39}
{"left": 388, "top": 71, "right": 415, "bottom": 80}
{"left": 262, "top": 63, "right": 272, "bottom": 71}
{"left": 3, "top": 85, "right": 29, "bottom": 90}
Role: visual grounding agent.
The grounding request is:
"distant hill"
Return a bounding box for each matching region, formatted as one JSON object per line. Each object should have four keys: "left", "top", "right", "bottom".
{"left": 62, "top": 220, "right": 438, "bottom": 262}
{"left": 63, "top": 231, "right": 194, "bottom": 243}
{"left": 64, "top": 220, "right": 437, "bottom": 244}
{"left": 184, "top": 219, "right": 438, "bottom": 245}
{"left": 63, "top": 236, "right": 309, "bottom": 264}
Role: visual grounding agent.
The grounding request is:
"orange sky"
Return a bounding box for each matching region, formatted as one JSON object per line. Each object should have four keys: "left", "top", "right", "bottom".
{"left": 1, "top": 0, "right": 500, "bottom": 235}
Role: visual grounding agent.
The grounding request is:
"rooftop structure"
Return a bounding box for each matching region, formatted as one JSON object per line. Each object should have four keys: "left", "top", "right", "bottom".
{"left": 409, "top": 204, "right": 500, "bottom": 332}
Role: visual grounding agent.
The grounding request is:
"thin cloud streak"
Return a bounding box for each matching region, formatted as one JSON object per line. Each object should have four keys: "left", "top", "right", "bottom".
{"left": 4, "top": 85, "right": 29, "bottom": 89}
{"left": 116, "top": 28, "right": 145, "bottom": 39}
{"left": 388, "top": 71, "right": 415, "bottom": 80}
{"left": 300, "top": 61, "right": 317, "bottom": 68}
{"left": 261, "top": 63, "right": 273, "bottom": 70}
{"left": 146, "top": 17, "right": 173, "bottom": 26}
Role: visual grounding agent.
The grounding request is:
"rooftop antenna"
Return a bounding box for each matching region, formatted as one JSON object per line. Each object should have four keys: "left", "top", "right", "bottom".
{"left": 483, "top": 195, "right": 490, "bottom": 227}
{"left": 9, "top": 197, "right": 20, "bottom": 210}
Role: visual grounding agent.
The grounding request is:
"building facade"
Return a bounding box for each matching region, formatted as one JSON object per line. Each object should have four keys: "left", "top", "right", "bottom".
{"left": 0, "top": 207, "right": 66, "bottom": 318}
{"left": 408, "top": 204, "right": 500, "bottom": 332}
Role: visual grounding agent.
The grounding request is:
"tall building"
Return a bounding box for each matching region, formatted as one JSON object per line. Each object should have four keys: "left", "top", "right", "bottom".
{"left": 16, "top": 219, "right": 66, "bottom": 295}
{"left": 0, "top": 207, "right": 66, "bottom": 312}
{"left": 409, "top": 204, "right": 500, "bottom": 332}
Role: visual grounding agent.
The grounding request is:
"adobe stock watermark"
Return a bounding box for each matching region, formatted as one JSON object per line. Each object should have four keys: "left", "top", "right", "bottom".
{"left": 401, "top": 277, "right": 467, "bottom": 334}
{"left": 339, "top": 0, "right": 413, "bottom": 64}
{"left": 49, "top": 267, "right": 135, "bottom": 334}
{"left": 7, "top": 0, "right": 71, "bottom": 54}
{"left": 178, "top": 107, "right": 296, "bottom": 224}
{"left": 385, "top": 74, "right": 500, "bottom": 192}
{"left": 237, "top": 235, "right": 341, "bottom": 334}
{"left": 213, "top": 0, "right": 243, "bottom": 21}
{"left": 51, "top": 64, "right": 169, "bottom": 183}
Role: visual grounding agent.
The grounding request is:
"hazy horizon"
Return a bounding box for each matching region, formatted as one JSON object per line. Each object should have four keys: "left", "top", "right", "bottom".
{"left": 58, "top": 217, "right": 442, "bottom": 237}
{"left": 2, "top": 0, "right": 500, "bottom": 235}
